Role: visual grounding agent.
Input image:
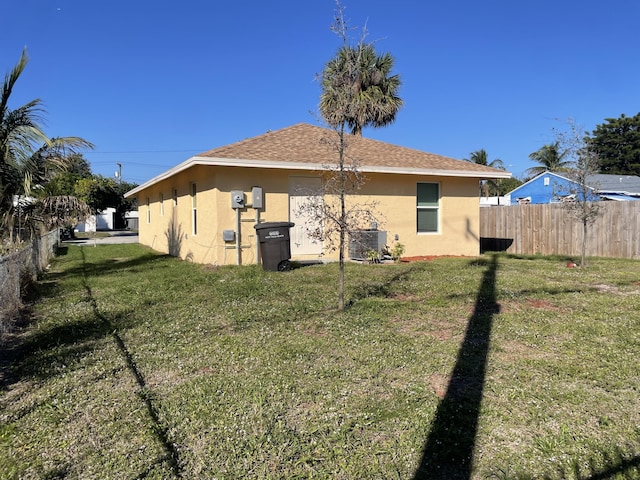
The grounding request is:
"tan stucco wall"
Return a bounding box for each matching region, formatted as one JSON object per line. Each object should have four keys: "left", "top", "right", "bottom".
{"left": 137, "top": 165, "right": 292, "bottom": 265}
{"left": 135, "top": 165, "right": 482, "bottom": 265}
{"left": 353, "top": 172, "right": 481, "bottom": 258}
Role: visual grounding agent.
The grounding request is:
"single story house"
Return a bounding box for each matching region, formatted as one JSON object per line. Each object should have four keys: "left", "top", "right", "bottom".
{"left": 125, "top": 123, "right": 511, "bottom": 265}
{"left": 507, "top": 172, "right": 640, "bottom": 205}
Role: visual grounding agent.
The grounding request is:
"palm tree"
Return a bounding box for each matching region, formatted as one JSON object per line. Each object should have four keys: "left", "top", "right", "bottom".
{"left": 1, "top": 49, "right": 93, "bottom": 240}
{"left": 318, "top": 15, "right": 403, "bottom": 310}
{"left": 525, "top": 142, "right": 572, "bottom": 177}
{"left": 319, "top": 43, "right": 403, "bottom": 136}
{"left": 3, "top": 137, "right": 94, "bottom": 241}
{"left": 464, "top": 149, "right": 505, "bottom": 197}
{"left": 1, "top": 49, "right": 48, "bottom": 223}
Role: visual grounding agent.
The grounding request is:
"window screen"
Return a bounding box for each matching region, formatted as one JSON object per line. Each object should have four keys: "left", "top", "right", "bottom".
{"left": 417, "top": 183, "right": 439, "bottom": 233}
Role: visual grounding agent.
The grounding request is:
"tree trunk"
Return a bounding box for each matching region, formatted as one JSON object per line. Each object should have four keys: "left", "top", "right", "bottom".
{"left": 338, "top": 225, "right": 345, "bottom": 311}
{"left": 338, "top": 123, "right": 346, "bottom": 311}
{"left": 581, "top": 218, "right": 587, "bottom": 267}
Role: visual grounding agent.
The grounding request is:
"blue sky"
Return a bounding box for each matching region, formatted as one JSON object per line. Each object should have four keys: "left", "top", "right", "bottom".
{"left": 4, "top": 0, "right": 639, "bottom": 184}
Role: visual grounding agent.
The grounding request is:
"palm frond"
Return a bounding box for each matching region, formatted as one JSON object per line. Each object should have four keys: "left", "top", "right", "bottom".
{"left": 1, "top": 49, "right": 94, "bottom": 238}
{"left": 1, "top": 48, "right": 30, "bottom": 119}
{"left": 319, "top": 42, "right": 403, "bottom": 136}
{"left": 527, "top": 142, "right": 574, "bottom": 175}
{"left": 37, "top": 195, "right": 91, "bottom": 229}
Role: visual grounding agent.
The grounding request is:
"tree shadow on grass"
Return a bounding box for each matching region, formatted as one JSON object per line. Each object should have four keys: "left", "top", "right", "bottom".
{"left": 575, "top": 448, "right": 640, "bottom": 479}
{"left": 413, "top": 254, "right": 640, "bottom": 479}
{"left": 42, "top": 249, "right": 163, "bottom": 284}
{"left": 1, "top": 248, "right": 183, "bottom": 478}
{"left": 1, "top": 315, "right": 118, "bottom": 388}
{"left": 346, "top": 265, "right": 416, "bottom": 308}
{"left": 1, "top": 245, "right": 160, "bottom": 388}
{"left": 77, "top": 249, "right": 183, "bottom": 478}
{"left": 0, "top": 256, "right": 136, "bottom": 391}
{"left": 494, "top": 444, "right": 640, "bottom": 479}
{"left": 413, "top": 254, "right": 500, "bottom": 479}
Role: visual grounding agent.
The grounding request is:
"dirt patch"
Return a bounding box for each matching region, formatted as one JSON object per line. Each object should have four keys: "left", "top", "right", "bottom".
{"left": 429, "top": 373, "right": 450, "bottom": 399}
{"left": 298, "top": 325, "right": 328, "bottom": 338}
{"left": 428, "top": 328, "right": 461, "bottom": 342}
{"left": 593, "top": 283, "right": 640, "bottom": 295}
{"left": 394, "top": 315, "right": 466, "bottom": 341}
{"left": 393, "top": 317, "right": 430, "bottom": 337}
{"left": 501, "top": 298, "right": 564, "bottom": 314}
{"left": 496, "top": 340, "right": 550, "bottom": 362}
{"left": 145, "top": 367, "right": 190, "bottom": 389}
{"left": 285, "top": 401, "right": 324, "bottom": 433}
{"left": 525, "top": 299, "right": 560, "bottom": 310}
{"left": 388, "top": 293, "right": 420, "bottom": 301}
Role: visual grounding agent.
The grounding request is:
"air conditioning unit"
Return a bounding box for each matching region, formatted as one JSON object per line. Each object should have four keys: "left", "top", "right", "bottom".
{"left": 349, "top": 230, "right": 387, "bottom": 260}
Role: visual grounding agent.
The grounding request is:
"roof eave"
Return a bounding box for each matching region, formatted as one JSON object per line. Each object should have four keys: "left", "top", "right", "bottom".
{"left": 125, "top": 156, "right": 511, "bottom": 197}
{"left": 125, "top": 157, "right": 196, "bottom": 197}
{"left": 358, "top": 165, "right": 511, "bottom": 178}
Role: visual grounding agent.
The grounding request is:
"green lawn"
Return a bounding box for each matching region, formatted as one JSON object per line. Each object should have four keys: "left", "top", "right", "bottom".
{"left": 1, "top": 245, "right": 639, "bottom": 479}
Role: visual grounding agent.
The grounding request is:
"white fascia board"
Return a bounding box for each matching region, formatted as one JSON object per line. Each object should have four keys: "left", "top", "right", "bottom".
{"left": 125, "top": 157, "right": 197, "bottom": 197}
{"left": 358, "top": 165, "right": 512, "bottom": 178}
{"left": 596, "top": 189, "right": 640, "bottom": 196}
{"left": 199, "top": 157, "right": 512, "bottom": 178}
{"left": 125, "top": 156, "right": 511, "bottom": 197}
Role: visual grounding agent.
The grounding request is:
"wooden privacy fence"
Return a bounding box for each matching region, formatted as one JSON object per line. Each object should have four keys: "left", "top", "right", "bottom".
{"left": 480, "top": 202, "right": 640, "bottom": 259}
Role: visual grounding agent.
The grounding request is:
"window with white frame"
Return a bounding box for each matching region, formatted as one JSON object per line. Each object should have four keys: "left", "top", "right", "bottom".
{"left": 417, "top": 183, "right": 439, "bottom": 233}
{"left": 160, "top": 192, "right": 164, "bottom": 216}
{"left": 146, "top": 197, "right": 151, "bottom": 223}
{"left": 191, "top": 183, "right": 197, "bottom": 235}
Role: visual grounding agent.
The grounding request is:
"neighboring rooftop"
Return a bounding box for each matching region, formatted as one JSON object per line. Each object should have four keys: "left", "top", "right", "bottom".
{"left": 587, "top": 174, "right": 640, "bottom": 194}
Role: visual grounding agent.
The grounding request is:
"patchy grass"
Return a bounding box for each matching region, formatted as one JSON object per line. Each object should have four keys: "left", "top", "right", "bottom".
{"left": 1, "top": 246, "right": 639, "bottom": 479}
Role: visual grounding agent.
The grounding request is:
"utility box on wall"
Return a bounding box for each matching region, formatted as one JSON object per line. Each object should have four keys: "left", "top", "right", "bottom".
{"left": 231, "top": 190, "right": 244, "bottom": 209}
{"left": 251, "top": 186, "right": 263, "bottom": 209}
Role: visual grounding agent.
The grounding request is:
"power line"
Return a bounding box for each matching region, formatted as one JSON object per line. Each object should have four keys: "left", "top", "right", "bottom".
{"left": 89, "top": 161, "right": 175, "bottom": 167}
{"left": 91, "top": 149, "right": 208, "bottom": 154}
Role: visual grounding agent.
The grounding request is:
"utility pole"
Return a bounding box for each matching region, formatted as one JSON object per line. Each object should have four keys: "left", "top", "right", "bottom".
{"left": 116, "top": 162, "right": 122, "bottom": 183}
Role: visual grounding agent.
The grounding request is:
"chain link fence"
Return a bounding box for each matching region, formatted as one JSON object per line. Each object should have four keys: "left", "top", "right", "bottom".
{"left": 0, "top": 230, "right": 60, "bottom": 340}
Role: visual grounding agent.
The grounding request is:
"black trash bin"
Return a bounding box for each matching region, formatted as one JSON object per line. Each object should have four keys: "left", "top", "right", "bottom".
{"left": 254, "top": 222, "right": 295, "bottom": 271}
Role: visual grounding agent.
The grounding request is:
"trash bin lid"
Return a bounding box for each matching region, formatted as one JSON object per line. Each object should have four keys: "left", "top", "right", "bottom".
{"left": 253, "top": 221, "right": 295, "bottom": 230}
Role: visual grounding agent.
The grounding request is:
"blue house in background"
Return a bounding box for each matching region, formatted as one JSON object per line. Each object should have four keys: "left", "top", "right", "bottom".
{"left": 506, "top": 172, "right": 640, "bottom": 205}
{"left": 506, "top": 172, "right": 588, "bottom": 204}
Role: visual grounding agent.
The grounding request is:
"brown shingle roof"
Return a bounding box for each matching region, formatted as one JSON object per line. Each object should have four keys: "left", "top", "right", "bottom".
{"left": 125, "top": 123, "right": 510, "bottom": 198}
{"left": 197, "top": 123, "right": 508, "bottom": 177}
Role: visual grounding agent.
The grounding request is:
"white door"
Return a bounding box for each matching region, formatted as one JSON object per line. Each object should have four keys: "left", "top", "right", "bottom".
{"left": 289, "top": 176, "right": 323, "bottom": 256}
